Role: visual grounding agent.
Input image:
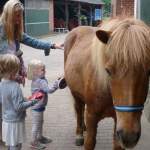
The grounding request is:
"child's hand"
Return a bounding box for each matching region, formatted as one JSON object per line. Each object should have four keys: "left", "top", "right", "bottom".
{"left": 31, "top": 99, "right": 39, "bottom": 106}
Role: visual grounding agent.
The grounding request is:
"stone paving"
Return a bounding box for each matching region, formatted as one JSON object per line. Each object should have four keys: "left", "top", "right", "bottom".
{"left": 0, "top": 33, "right": 150, "bottom": 150}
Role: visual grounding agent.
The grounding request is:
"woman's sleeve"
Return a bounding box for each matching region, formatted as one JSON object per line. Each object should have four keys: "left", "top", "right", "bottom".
{"left": 12, "top": 84, "right": 33, "bottom": 111}
{"left": 21, "top": 33, "right": 53, "bottom": 50}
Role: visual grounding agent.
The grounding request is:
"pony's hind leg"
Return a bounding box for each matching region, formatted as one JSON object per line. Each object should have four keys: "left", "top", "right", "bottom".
{"left": 72, "top": 92, "right": 86, "bottom": 146}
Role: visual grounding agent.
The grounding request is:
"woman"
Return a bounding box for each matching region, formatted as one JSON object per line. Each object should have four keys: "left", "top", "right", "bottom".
{"left": 0, "top": 0, "right": 64, "bottom": 143}
{"left": 0, "top": 0, "right": 64, "bottom": 81}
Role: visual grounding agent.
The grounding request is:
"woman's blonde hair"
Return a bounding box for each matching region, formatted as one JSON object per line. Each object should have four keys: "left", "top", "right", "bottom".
{"left": 0, "top": 0, "right": 24, "bottom": 43}
{"left": 27, "top": 59, "right": 45, "bottom": 80}
{"left": 0, "top": 54, "right": 20, "bottom": 77}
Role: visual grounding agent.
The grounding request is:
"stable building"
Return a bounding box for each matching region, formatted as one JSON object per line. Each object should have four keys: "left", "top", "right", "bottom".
{"left": 0, "top": 0, "right": 104, "bottom": 36}
{"left": 25, "top": 0, "right": 104, "bottom": 36}
{"left": 54, "top": 0, "right": 104, "bottom": 31}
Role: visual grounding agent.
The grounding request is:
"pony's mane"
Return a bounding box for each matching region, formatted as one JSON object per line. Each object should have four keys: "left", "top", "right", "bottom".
{"left": 92, "top": 18, "right": 150, "bottom": 88}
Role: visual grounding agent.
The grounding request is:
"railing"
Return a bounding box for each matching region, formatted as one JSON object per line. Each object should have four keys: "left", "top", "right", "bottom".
{"left": 54, "top": 28, "right": 69, "bottom": 33}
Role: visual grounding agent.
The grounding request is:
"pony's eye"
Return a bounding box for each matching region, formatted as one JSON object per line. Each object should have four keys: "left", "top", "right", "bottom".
{"left": 105, "top": 68, "right": 111, "bottom": 76}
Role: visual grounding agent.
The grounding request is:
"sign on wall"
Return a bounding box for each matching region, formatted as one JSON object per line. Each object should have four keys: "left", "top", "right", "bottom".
{"left": 94, "top": 9, "right": 102, "bottom": 20}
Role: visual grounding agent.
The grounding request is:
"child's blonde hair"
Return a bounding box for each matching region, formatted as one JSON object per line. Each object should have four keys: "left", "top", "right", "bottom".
{"left": 27, "top": 59, "right": 45, "bottom": 80}
{"left": 0, "top": 54, "right": 20, "bottom": 77}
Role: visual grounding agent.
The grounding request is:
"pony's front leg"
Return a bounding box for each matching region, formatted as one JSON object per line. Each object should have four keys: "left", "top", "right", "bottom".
{"left": 84, "top": 108, "right": 99, "bottom": 150}
{"left": 113, "top": 119, "right": 125, "bottom": 150}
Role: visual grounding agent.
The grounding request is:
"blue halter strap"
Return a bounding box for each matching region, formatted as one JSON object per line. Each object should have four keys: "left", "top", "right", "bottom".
{"left": 114, "top": 105, "right": 144, "bottom": 112}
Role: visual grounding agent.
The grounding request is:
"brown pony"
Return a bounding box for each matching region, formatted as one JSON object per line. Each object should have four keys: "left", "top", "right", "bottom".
{"left": 64, "top": 18, "right": 150, "bottom": 150}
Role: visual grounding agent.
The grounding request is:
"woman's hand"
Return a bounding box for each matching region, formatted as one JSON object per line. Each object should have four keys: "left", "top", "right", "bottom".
{"left": 52, "top": 43, "right": 64, "bottom": 50}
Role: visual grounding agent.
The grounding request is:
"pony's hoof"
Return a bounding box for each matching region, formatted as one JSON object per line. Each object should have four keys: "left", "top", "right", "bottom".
{"left": 75, "top": 135, "right": 84, "bottom": 146}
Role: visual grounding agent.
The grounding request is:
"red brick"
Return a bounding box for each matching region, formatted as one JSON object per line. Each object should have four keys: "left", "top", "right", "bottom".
{"left": 112, "top": 0, "right": 134, "bottom": 17}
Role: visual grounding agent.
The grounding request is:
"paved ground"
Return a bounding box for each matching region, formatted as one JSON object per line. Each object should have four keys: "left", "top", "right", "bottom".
{"left": 0, "top": 33, "right": 150, "bottom": 150}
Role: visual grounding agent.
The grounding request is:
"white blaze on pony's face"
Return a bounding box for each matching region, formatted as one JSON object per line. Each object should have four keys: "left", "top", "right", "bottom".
{"left": 96, "top": 19, "right": 150, "bottom": 149}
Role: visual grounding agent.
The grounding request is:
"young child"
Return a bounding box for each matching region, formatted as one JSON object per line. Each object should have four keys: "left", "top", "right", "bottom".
{"left": 0, "top": 54, "right": 38, "bottom": 150}
{"left": 27, "top": 59, "right": 66, "bottom": 149}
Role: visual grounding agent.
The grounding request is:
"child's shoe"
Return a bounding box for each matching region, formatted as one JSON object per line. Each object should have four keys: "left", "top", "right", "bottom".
{"left": 38, "top": 136, "right": 52, "bottom": 144}
{"left": 58, "top": 77, "right": 67, "bottom": 89}
{"left": 30, "top": 141, "right": 46, "bottom": 149}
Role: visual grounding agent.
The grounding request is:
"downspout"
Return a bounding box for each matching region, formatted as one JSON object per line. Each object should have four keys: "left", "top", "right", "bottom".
{"left": 134, "top": 0, "right": 137, "bottom": 18}
{"left": 134, "top": 0, "right": 140, "bottom": 19}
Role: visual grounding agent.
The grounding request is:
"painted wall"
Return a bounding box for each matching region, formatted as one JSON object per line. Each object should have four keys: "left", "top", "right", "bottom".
{"left": 140, "top": 0, "right": 150, "bottom": 25}
{"left": 25, "top": 0, "right": 54, "bottom": 36}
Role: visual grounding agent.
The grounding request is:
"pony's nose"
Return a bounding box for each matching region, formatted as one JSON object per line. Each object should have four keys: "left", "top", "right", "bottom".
{"left": 116, "top": 129, "right": 141, "bottom": 148}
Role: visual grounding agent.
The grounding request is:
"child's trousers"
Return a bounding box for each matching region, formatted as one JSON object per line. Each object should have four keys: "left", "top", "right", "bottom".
{"left": 31, "top": 110, "right": 44, "bottom": 142}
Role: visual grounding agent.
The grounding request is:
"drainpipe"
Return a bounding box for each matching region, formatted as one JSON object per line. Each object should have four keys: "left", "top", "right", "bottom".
{"left": 134, "top": 0, "right": 141, "bottom": 19}
{"left": 78, "top": 2, "right": 81, "bottom": 26}
{"left": 134, "top": 0, "right": 137, "bottom": 18}
{"left": 112, "top": 0, "right": 116, "bottom": 17}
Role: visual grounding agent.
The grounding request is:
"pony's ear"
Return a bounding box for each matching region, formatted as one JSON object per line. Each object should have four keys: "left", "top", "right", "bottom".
{"left": 96, "top": 30, "right": 111, "bottom": 44}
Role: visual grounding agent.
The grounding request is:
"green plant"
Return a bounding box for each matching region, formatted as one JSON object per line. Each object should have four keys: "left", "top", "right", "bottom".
{"left": 102, "top": 0, "right": 111, "bottom": 17}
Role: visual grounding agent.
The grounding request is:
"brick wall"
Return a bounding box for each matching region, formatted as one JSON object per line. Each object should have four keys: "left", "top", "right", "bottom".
{"left": 112, "top": 0, "right": 134, "bottom": 17}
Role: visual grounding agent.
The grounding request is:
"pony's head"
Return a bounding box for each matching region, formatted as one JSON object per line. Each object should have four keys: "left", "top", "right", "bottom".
{"left": 95, "top": 18, "right": 150, "bottom": 148}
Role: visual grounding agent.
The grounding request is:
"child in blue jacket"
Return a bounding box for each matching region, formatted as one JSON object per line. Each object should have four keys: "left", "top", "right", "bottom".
{"left": 27, "top": 59, "right": 66, "bottom": 149}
